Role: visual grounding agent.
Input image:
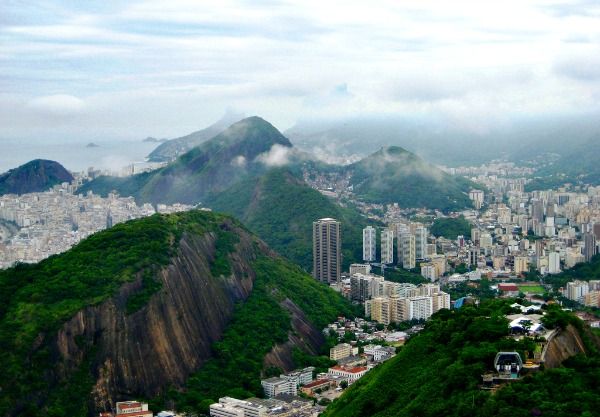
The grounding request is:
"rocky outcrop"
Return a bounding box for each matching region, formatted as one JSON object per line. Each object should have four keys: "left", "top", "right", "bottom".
{"left": 263, "top": 298, "right": 325, "bottom": 372}
{"left": 543, "top": 325, "right": 587, "bottom": 369}
{"left": 53, "top": 224, "right": 265, "bottom": 412}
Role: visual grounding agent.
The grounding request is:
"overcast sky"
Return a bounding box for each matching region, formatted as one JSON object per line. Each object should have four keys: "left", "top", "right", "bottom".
{"left": 1, "top": 0, "right": 600, "bottom": 141}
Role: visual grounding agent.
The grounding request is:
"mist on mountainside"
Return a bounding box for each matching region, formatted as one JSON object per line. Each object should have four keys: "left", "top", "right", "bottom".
{"left": 286, "top": 112, "right": 600, "bottom": 167}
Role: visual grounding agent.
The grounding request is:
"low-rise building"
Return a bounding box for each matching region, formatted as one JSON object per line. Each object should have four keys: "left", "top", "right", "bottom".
{"left": 260, "top": 377, "right": 296, "bottom": 398}
{"left": 210, "top": 397, "right": 266, "bottom": 417}
{"left": 115, "top": 401, "right": 153, "bottom": 417}
{"left": 330, "top": 343, "right": 353, "bottom": 361}
{"left": 327, "top": 365, "right": 368, "bottom": 385}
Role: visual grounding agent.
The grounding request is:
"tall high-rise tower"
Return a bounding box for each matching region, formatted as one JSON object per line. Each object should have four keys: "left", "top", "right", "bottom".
{"left": 415, "top": 226, "right": 428, "bottom": 260}
{"left": 584, "top": 233, "right": 597, "bottom": 263}
{"left": 363, "top": 226, "right": 376, "bottom": 262}
{"left": 380, "top": 228, "right": 394, "bottom": 264}
{"left": 398, "top": 233, "right": 416, "bottom": 269}
{"left": 313, "top": 218, "right": 341, "bottom": 284}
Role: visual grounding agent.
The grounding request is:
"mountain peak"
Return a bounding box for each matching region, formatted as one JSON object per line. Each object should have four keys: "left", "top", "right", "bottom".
{"left": 0, "top": 159, "right": 73, "bottom": 196}
{"left": 215, "top": 116, "right": 292, "bottom": 148}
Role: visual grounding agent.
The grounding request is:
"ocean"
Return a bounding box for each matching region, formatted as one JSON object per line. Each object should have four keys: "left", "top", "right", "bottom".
{"left": 0, "top": 139, "right": 159, "bottom": 174}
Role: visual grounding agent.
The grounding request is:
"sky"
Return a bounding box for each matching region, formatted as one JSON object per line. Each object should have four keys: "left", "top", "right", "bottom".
{"left": 1, "top": 0, "right": 600, "bottom": 141}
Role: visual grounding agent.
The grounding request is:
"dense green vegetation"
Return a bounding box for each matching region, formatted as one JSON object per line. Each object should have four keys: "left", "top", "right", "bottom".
{"left": 324, "top": 301, "right": 600, "bottom": 417}
{"left": 0, "top": 159, "right": 73, "bottom": 195}
{"left": 0, "top": 210, "right": 235, "bottom": 416}
{"left": 528, "top": 136, "right": 600, "bottom": 189}
{"left": 79, "top": 117, "right": 292, "bottom": 204}
{"left": 346, "top": 146, "right": 474, "bottom": 211}
{"left": 443, "top": 278, "right": 496, "bottom": 301}
{"left": 524, "top": 175, "right": 579, "bottom": 192}
{"left": 209, "top": 168, "right": 369, "bottom": 271}
{"left": 166, "top": 256, "right": 358, "bottom": 414}
{"left": 543, "top": 254, "right": 600, "bottom": 291}
{"left": 370, "top": 265, "right": 428, "bottom": 285}
{"left": 430, "top": 215, "right": 472, "bottom": 240}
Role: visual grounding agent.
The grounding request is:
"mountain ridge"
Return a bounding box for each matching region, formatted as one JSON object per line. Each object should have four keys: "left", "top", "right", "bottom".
{"left": 147, "top": 111, "right": 245, "bottom": 162}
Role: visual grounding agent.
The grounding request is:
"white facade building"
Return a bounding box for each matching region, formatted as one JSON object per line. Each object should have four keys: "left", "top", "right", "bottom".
{"left": 363, "top": 226, "right": 376, "bottom": 262}
{"left": 380, "top": 228, "right": 394, "bottom": 264}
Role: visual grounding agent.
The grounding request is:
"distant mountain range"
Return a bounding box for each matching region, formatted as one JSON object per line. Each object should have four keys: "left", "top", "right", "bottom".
{"left": 286, "top": 114, "right": 600, "bottom": 185}
{"left": 0, "top": 159, "right": 73, "bottom": 196}
{"left": 146, "top": 111, "right": 245, "bottom": 162}
{"left": 82, "top": 115, "right": 474, "bottom": 212}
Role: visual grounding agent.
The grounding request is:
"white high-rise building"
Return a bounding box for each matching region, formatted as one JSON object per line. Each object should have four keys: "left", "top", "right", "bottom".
{"left": 566, "top": 281, "right": 589, "bottom": 303}
{"left": 420, "top": 263, "right": 437, "bottom": 281}
{"left": 407, "top": 296, "right": 433, "bottom": 320}
{"left": 469, "top": 189, "right": 485, "bottom": 209}
{"left": 548, "top": 252, "right": 561, "bottom": 274}
{"left": 398, "top": 233, "right": 416, "bottom": 269}
{"left": 362, "top": 226, "right": 376, "bottom": 262}
{"left": 380, "top": 228, "right": 394, "bottom": 264}
{"left": 415, "top": 226, "right": 428, "bottom": 260}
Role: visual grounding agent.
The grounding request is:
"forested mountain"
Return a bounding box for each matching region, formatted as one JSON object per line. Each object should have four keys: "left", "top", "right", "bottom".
{"left": 345, "top": 146, "right": 474, "bottom": 211}
{"left": 0, "top": 159, "right": 73, "bottom": 195}
{"left": 0, "top": 210, "right": 354, "bottom": 416}
{"left": 79, "top": 117, "right": 292, "bottom": 204}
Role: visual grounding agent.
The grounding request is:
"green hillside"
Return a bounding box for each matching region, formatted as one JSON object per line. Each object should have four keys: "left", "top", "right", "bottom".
{"left": 208, "top": 168, "right": 369, "bottom": 271}
{"left": 430, "top": 216, "right": 472, "bottom": 240}
{"left": 0, "top": 210, "right": 355, "bottom": 416}
{"left": 346, "top": 146, "right": 474, "bottom": 211}
{"left": 79, "top": 116, "right": 292, "bottom": 204}
{"left": 323, "top": 301, "right": 600, "bottom": 417}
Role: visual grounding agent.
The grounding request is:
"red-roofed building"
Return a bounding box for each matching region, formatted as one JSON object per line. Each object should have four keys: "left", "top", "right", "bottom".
{"left": 327, "top": 365, "right": 368, "bottom": 385}
{"left": 300, "top": 378, "right": 334, "bottom": 395}
{"left": 115, "top": 401, "right": 152, "bottom": 417}
{"left": 498, "top": 283, "right": 520, "bottom": 297}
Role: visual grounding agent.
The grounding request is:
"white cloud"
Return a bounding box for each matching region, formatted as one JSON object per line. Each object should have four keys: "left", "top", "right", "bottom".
{"left": 256, "top": 144, "right": 292, "bottom": 167}
{"left": 231, "top": 155, "right": 247, "bottom": 167}
{"left": 27, "top": 94, "right": 86, "bottom": 116}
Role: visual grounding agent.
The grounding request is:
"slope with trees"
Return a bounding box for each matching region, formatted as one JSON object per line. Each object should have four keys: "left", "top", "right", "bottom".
{"left": 207, "top": 168, "right": 369, "bottom": 271}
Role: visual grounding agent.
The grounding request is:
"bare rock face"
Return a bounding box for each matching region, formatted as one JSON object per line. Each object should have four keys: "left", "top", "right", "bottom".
{"left": 263, "top": 298, "right": 325, "bottom": 372}
{"left": 53, "top": 225, "right": 264, "bottom": 412}
{"left": 544, "top": 324, "right": 587, "bottom": 369}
